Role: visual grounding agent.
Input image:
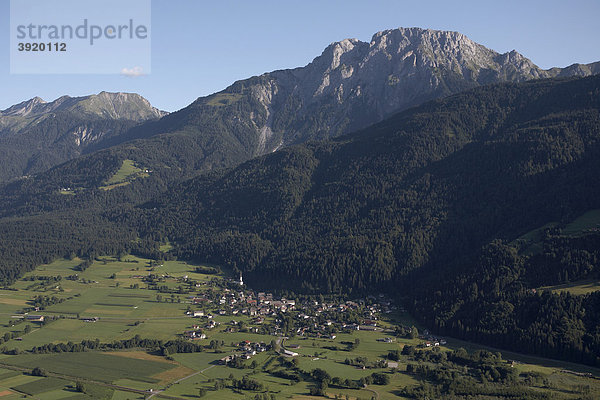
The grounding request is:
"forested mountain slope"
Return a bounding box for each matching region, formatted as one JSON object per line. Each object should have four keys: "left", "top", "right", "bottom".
{"left": 146, "top": 76, "right": 600, "bottom": 293}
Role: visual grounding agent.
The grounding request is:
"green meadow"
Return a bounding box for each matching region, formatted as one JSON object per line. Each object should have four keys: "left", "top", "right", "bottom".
{"left": 541, "top": 279, "right": 600, "bottom": 296}
{"left": 0, "top": 255, "right": 213, "bottom": 352}
{"left": 513, "top": 209, "right": 600, "bottom": 256}
{"left": 562, "top": 209, "right": 600, "bottom": 236}
{"left": 99, "top": 159, "right": 149, "bottom": 191}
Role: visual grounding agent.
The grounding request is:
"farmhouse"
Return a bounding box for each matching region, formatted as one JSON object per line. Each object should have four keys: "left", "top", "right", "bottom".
{"left": 219, "top": 355, "right": 235, "bottom": 365}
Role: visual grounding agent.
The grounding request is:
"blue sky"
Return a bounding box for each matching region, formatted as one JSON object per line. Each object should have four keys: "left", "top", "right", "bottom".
{"left": 1, "top": 0, "right": 599, "bottom": 112}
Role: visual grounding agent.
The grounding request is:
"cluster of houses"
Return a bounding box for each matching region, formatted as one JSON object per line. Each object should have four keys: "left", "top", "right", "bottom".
{"left": 145, "top": 272, "right": 403, "bottom": 344}
{"left": 420, "top": 339, "right": 447, "bottom": 348}
{"left": 174, "top": 274, "right": 417, "bottom": 349}
{"left": 419, "top": 330, "right": 447, "bottom": 347}
{"left": 238, "top": 340, "right": 268, "bottom": 357}
{"left": 290, "top": 298, "right": 392, "bottom": 337}
{"left": 188, "top": 289, "right": 297, "bottom": 318}
{"left": 183, "top": 324, "right": 208, "bottom": 340}
{"left": 219, "top": 341, "right": 270, "bottom": 364}
{"left": 181, "top": 283, "right": 398, "bottom": 341}
{"left": 183, "top": 316, "right": 220, "bottom": 333}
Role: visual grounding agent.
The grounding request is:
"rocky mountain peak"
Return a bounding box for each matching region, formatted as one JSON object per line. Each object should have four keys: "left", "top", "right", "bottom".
{"left": 1, "top": 96, "right": 48, "bottom": 117}
{"left": 312, "top": 37, "right": 368, "bottom": 74}
{"left": 1, "top": 92, "right": 166, "bottom": 122}
{"left": 51, "top": 27, "right": 599, "bottom": 185}
{"left": 81, "top": 92, "right": 167, "bottom": 121}
{"left": 192, "top": 26, "right": 599, "bottom": 160}
{"left": 31, "top": 96, "right": 46, "bottom": 104}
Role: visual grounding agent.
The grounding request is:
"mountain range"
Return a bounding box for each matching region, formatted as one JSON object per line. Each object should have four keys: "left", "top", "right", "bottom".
{"left": 94, "top": 28, "right": 599, "bottom": 177}
{"left": 2, "top": 27, "right": 598, "bottom": 184}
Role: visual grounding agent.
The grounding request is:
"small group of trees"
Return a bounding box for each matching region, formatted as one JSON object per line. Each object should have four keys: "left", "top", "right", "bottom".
{"left": 31, "top": 367, "right": 47, "bottom": 377}
{"left": 30, "top": 295, "right": 64, "bottom": 310}
{"left": 74, "top": 259, "right": 92, "bottom": 272}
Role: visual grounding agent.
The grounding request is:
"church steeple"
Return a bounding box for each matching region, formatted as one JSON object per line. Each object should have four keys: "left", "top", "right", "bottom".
{"left": 239, "top": 273, "right": 244, "bottom": 286}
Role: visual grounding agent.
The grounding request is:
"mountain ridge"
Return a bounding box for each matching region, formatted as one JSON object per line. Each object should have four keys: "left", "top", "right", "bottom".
{"left": 0, "top": 92, "right": 166, "bottom": 181}
{"left": 1, "top": 28, "right": 599, "bottom": 187}
{"left": 3, "top": 27, "right": 598, "bottom": 200}
{"left": 94, "top": 27, "right": 599, "bottom": 175}
{"left": 0, "top": 92, "right": 166, "bottom": 123}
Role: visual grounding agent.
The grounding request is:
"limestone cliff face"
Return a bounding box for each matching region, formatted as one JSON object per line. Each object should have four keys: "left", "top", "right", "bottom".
{"left": 187, "top": 27, "right": 597, "bottom": 154}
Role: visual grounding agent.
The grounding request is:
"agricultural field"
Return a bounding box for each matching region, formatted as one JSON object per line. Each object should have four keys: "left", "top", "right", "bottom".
{"left": 0, "top": 256, "right": 208, "bottom": 351}
{"left": 12, "top": 377, "right": 70, "bottom": 395}
{"left": 0, "top": 255, "right": 597, "bottom": 399}
{"left": 4, "top": 352, "right": 175, "bottom": 384}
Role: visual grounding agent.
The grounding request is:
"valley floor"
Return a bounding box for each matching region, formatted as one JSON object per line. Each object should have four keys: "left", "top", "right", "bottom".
{"left": 0, "top": 256, "right": 596, "bottom": 399}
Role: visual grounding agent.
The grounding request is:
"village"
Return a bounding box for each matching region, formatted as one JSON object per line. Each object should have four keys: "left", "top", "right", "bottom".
{"left": 173, "top": 273, "right": 441, "bottom": 365}
{"left": 6, "top": 258, "right": 449, "bottom": 378}
{"left": 10, "top": 260, "right": 448, "bottom": 366}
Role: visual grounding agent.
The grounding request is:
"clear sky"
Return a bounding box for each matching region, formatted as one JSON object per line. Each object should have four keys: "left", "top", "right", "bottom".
{"left": 1, "top": 0, "right": 599, "bottom": 112}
